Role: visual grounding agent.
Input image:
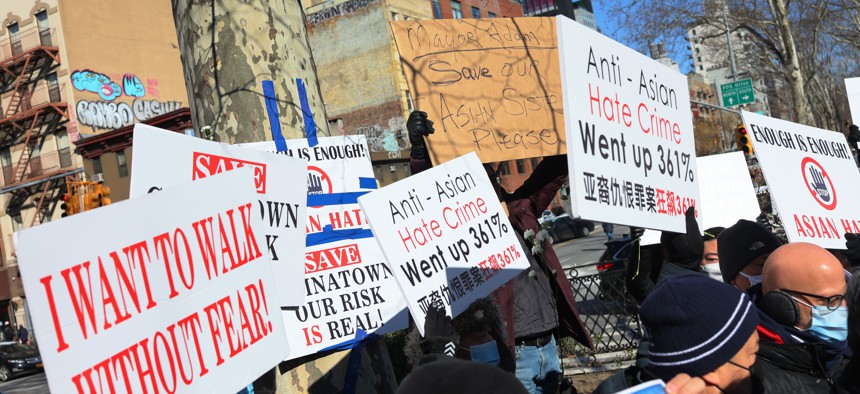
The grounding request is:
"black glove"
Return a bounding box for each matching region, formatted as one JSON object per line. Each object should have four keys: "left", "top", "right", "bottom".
{"left": 845, "top": 233, "right": 860, "bottom": 268}
{"left": 629, "top": 226, "right": 645, "bottom": 240}
{"left": 420, "top": 306, "right": 457, "bottom": 357}
{"left": 407, "top": 111, "right": 435, "bottom": 160}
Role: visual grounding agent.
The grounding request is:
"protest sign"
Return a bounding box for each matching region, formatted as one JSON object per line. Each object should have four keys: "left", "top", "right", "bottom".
{"left": 391, "top": 18, "right": 565, "bottom": 164}
{"left": 358, "top": 152, "right": 529, "bottom": 335}
{"left": 15, "top": 168, "right": 288, "bottom": 394}
{"left": 242, "top": 136, "right": 408, "bottom": 360}
{"left": 130, "top": 124, "right": 307, "bottom": 306}
{"left": 847, "top": 77, "right": 860, "bottom": 139}
{"left": 640, "top": 151, "right": 760, "bottom": 244}
{"left": 557, "top": 16, "right": 700, "bottom": 233}
{"left": 742, "top": 111, "right": 860, "bottom": 248}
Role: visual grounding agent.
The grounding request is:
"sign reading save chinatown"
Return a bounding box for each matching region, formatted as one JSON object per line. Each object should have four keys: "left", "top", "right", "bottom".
{"left": 14, "top": 169, "right": 289, "bottom": 393}
{"left": 242, "top": 136, "right": 408, "bottom": 360}
{"left": 358, "top": 153, "right": 529, "bottom": 335}
{"left": 129, "top": 124, "right": 308, "bottom": 307}
{"left": 557, "top": 16, "right": 700, "bottom": 233}
{"left": 743, "top": 111, "right": 860, "bottom": 248}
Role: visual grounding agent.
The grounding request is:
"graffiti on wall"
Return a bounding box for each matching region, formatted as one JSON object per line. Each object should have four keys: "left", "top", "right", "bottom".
{"left": 306, "top": 0, "right": 374, "bottom": 26}
{"left": 76, "top": 99, "right": 182, "bottom": 130}
{"left": 71, "top": 69, "right": 178, "bottom": 130}
{"left": 355, "top": 116, "right": 409, "bottom": 158}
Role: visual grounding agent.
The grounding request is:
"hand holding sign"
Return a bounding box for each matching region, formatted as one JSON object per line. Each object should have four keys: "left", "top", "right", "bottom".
{"left": 407, "top": 111, "right": 436, "bottom": 160}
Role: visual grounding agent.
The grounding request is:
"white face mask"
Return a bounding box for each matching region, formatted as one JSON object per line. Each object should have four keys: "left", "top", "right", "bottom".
{"left": 738, "top": 271, "right": 762, "bottom": 287}
{"left": 701, "top": 263, "right": 723, "bottom": 281}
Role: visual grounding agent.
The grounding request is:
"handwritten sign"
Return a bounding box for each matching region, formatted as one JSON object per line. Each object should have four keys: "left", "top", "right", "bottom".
{"left": 847, "top": 77, "right": 860, "bottom": 129}
{"left": 130, "top": 124, "right": 308, "bottom": 307}
{"left": 391, "top": 18, "right": 565, "bottom": 164}
{"left": 15, "top": 168, "right": 289, "bottom": 394}
{"left": 557, "top": 16, "right": 700, "bottom": 233}
{"left": 358, "top": 153, "right": 529, "bottom": 335}
{"left": 242, "top": 136, "right": 408, "bottom": 359}
{"left": 743, "top": 111, "right": 860, "bottom": 248}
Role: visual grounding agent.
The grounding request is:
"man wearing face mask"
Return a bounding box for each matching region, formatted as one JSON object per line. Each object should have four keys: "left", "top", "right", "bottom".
{"left": 717, "top": 220, "right": 782, "bottom": 292}
{"left": 751, "top": 243, "right": 851, "bottom": 392}
{"left": 700, "top": 227, "right": 725, "bottom": 281}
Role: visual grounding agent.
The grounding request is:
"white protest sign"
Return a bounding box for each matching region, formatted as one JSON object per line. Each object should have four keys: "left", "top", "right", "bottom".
{"left": 743, "top": 111, "right": 860, "bottom": 248}
{"left": 846, "top": 77, "right": 860, "bottom": 128}
{"left": 15, "top": 168, "right": 288, "bottom": 394}
{"left": 640, "top": 151, "right": 760, "bottom": 244}
{"left": 242, "top": 136, "right": 408, "bottom": 360}
{"left": 130, "top": 124, "right": 307, "bottom": 306}
{"left": 358, "top": 152, "right": 529, "bottom": 335}
{"left": 557, "top": 16, "right": 700, "bottom": 233}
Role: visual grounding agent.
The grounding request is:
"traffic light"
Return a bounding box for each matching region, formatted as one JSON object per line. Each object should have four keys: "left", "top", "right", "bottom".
{"left": 61, "top": 193, "right": 79, "bottom": 217}
{"left": 735, "top": 124, "right": 753, "bottom": 155}
{"left": 84, "top": 190, "right": 100, "bottom": 211}
{"left": 93, "top": 182, "right": 111, "bottom": 207}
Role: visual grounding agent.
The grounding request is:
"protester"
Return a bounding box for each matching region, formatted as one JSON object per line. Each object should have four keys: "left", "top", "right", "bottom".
{"left": 407, "top": 110, "right": 591, "bottom": 394}
{"left": 844, "top": 120, "right": 860, "bottom": 166}
{"left": 17, "top": 324, "right": 27, "bottom": 345}
{"left": 717, "top": 219, "right": 782, "bottom": 292}
{"left": 626, "top": 207, "right": 704, "bottom": 304}
{"left": 750, "top": 242, "right": 851, "bottom": 391}
{"left": 602, "top": 222, "right": 615, "bottom": 241}
{"left": 700, "top": 227, "right": 725, "bottom": 281}
{"left": 835, "top": 263, "right": 859, "bottom": 393}
{"left": 594, "top": 275, "right": 760, "bottom": 393}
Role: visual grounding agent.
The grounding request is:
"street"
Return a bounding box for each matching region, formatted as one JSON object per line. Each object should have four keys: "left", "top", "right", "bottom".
{"left": 0, "top": 371, "right": 48, "bottom": 393}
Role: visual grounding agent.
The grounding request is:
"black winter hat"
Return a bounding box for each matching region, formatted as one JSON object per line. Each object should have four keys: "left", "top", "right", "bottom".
{"left": 703, "top": 226, "right": 725, "bottom": 241}
{"left": 717, "top": 219, "right": 782, "bottom": 283}
{"left": 641, "top": 274, "right": 759, "bottom": 381}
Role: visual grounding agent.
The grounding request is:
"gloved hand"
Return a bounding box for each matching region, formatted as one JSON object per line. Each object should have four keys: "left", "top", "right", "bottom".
{"left": 629, "top": 226, "right": 645, "bottom": 240}
{"left": 420, "top": 306, "right": 457, "bottom": 357}
{"left": 407, "top": 111, "right": 435, "bottom": 160}
{"left": 845, "top": 233, "right": 860, "bottom": 268}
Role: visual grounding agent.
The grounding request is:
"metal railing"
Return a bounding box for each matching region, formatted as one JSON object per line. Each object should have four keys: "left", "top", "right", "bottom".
{"left": 566, "top": 268, "right": 641, "bottom": 355}
{"left": 1, "top": 82, "right": 65, "bottom": 119}
{"left": 0, "top": 149, "right": 73, "bottom": 187}
{"left": 0, "top": 27, "right": 56, "bottom": 62}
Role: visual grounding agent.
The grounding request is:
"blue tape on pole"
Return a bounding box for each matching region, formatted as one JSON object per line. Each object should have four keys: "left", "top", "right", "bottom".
{"left": 306, "top": 226, "right": 374, "bottom": 247}
{"left": 307, "top": 191, "right": 368, "bottom": 207}
{"left": 297, "top": 78, "right": 318, "bottom": 147}
{"left": 262, "top": 80, "right": 288, "bottom": 152}
{"left": 358, "top": 177, "right": 377, "bottom": 189}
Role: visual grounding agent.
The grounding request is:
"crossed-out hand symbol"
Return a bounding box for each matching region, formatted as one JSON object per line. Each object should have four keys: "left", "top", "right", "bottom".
{"left": 809, "top": 166, "right": 831, "bottom": 202}
{"left": 308, "top": 173, "right": 323, "bottom": 194}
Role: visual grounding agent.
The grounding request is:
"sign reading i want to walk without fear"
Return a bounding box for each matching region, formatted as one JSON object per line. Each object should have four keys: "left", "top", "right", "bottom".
{"left": 391, "top": 18, "right": 566, "bottom": 165}
{"left": 129, "top": 124, "right": 308, "bottom": 307}
{"left": 242, "top": 136, "right": 408, "bottom": 360}
{"left": 358, "top": 153, "right": 529, "bottom": 335}
{"left": 15, "top": 168, "right": 289, "bottom": 394}
{"left": 743, "top": 111, "right": 860, "bottom": 248}
{"left": 720, "top": 79, "right": 755, "bottom": 107}
{"left": 556, "top": 16, "right": 700, "bottom": 233}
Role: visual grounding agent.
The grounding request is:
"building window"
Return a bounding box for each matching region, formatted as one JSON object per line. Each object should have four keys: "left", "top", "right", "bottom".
{"left": 8, "top": 23, "right": 20, "bottom": 55}
{"left": 432, "top": 0, "right": 442, "bottom": 18}
{"left": 47, "top": 73, "right": 60, "bottom": 102}
{"left": 515, "top": 159, "right": 525, "bottom": 174}
{"left": 699, "top": 65, "right": 703, "bottom": 71}
{"left": 92, "top": 156, "right": 103, "bottom": 175}
{"left": 488, "top": 12, "right": 496, "bottom": 17}
{"left": 55, "top": 131, "right": 71, "bottom": 168}
{"left": 117, "top": 151, "right": 128, "bottom": 177}
{"left": 36, "top": 10, "right": 51, "bottom": 45}
{"left": 451, "top": 1, "right": 463, "bottom": 19}
{"left": 472, "top": 6, "right": 480, "bottom": 18}
{"left": 530, "top": 157, "right": 539, "bottom": 170}
{"left": 391, "top": 12, "right": 399, "bottom": 20}
{"left": 697, "top": 56, "right": 702, "bottom": 62}
{"left": 695, "top": 47, "right": 700, "bottom": 54}
{"left": 11, "top": 213, "right": 22, "bottom": 232}
{"left": 499, "top": 162, "right": 510, "bottom": 175}
{"left": 389, "top": 165, "right": 398, "bottom": 182}
{"left": 406, "top": 90, "right": 414, "bottom": 111}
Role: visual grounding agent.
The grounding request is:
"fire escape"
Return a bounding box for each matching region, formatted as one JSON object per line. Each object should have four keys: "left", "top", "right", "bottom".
{"left": 0, "top": 27, "right": 80, "bottom": 226}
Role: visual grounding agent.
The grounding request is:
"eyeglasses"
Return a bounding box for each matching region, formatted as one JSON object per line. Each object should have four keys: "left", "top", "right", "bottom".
{"left": 781, "top": 289, "right": 845, "bottom": 312}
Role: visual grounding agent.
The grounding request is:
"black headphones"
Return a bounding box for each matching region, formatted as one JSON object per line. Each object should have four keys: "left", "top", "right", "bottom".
{"left": 757, "top": 290, "right": 801, "bottom": 327}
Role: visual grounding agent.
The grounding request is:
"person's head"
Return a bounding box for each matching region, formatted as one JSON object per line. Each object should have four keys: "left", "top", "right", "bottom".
{"left": 641, "top": 275, "right": 759, "bottom": 393}
{"left": 759, "top": 243, "right": 848, "bottom": 343}
{"left": 717, "top": 220, "right": 782, "bottom": 291}
{"left": 701, "top": 227, "right": 725, "bottom": 280}
{"left": 451, "top": 298, "right": 514, "bottom": 371}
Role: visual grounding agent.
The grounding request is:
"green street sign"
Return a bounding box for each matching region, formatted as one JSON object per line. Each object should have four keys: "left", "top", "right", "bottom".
{"left": 720, "top": 79, "right": 755, "bottom": 107}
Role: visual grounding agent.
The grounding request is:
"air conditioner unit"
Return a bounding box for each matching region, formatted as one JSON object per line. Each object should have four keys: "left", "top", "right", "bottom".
{"left": 92, "top": 173, "right": 105, "bottom": 183}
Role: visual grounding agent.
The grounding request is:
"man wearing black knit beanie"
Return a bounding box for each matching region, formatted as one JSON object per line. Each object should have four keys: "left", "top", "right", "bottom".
{"left": 717, "top": 219, "right": 782, "bottom": 292}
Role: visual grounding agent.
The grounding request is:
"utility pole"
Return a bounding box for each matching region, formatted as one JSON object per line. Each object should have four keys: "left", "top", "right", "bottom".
{"left": 171, "top": 2, "right": 394, "bottom": 393}
{"left": 722, "top": 1, "right": 738, "bottom": 82}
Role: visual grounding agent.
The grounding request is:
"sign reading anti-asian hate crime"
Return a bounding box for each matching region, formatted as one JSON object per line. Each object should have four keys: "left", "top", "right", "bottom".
{"left": 130, "top": 124, "right": 308, "bottom": 307}
{"left": 557, "top": 16, "right": 700, "bottom": 233}
{"left": 358, "top": 153, "right": 529, "bottom": 335}
{"left": 391, "top": 18, "right": 565, "bottom": 164}
{"left": 242, "top": 136, "right": 408, "bottom": 360}
{"left": 742, "top": 111, "right": 860, "bottom": 248}
{"left": 15, "top": 168, "right": 288, "bottom": 394}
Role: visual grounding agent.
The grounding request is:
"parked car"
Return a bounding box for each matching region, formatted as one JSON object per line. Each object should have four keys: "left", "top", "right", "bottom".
{"left": 0, "top": 342, "right": 42, "bottom": 381}
{"left": 546, "top": 215, "right": 595, "bottom": 244}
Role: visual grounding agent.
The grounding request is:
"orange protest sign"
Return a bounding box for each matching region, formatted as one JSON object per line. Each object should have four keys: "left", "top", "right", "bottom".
{"left": 392, "top": 18, "right": 565, "bottom": 164}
